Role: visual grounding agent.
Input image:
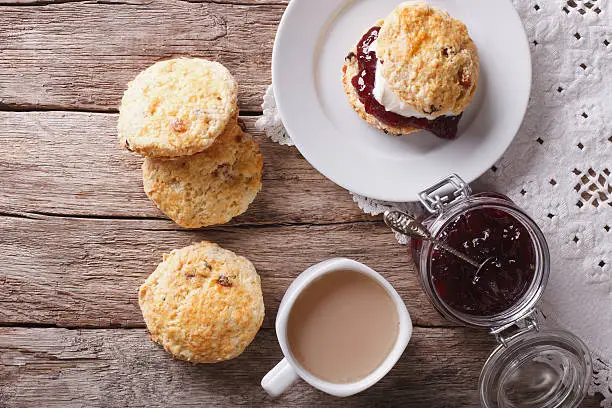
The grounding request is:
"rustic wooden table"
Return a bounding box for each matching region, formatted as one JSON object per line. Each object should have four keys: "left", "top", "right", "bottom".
{"left": 0, "top": 2, "right": 603, "bottom": 407}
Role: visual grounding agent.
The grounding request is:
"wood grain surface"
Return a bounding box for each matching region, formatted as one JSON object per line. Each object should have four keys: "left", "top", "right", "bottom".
{"left": 0, "top": 112, "right": 369, "bottom": 224}
{"left": 0, "top": 327, "right": 499, "bottom": 408}
{"left": 0, "top": 0, "right": 286, "bottom": 111}
{"left": 0, "top": 214, "right": 448, "bottom": 329}
{"left": 0, "top": 0, "right": 603, "bottom": 406}
{"left": 0, "top": 327, "right": 601, "bottom": 407}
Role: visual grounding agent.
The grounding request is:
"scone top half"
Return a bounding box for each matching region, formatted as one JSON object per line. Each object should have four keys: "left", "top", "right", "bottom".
{"left": 376, "top": 2, "right": 479, "bottom": 118}
{"left": 118, "top": 58, "right": 238, "bottom": 158}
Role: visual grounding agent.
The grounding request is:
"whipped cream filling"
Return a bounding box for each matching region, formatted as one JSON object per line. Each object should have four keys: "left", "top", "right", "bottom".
{"left": 370, "top": 39, "right": 446, "bottom": 120}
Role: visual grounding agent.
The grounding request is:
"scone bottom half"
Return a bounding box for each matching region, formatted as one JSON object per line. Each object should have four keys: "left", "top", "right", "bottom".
{"left": 142, "top": 125, "right": 263, "bottom": 229}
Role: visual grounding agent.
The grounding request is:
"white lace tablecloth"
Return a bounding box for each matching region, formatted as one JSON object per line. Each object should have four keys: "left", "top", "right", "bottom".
{"left": 257, "top": 0, "right": 612, "bottom": 403}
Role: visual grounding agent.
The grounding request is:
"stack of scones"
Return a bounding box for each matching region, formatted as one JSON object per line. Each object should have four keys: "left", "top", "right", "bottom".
{"left": 118, "top": 57, "right": 263, "bottom": 228}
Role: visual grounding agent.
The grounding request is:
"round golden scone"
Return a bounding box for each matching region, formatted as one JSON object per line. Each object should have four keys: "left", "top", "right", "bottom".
{"left": 138, "top": 241, "right": 265, "bottom": 363}
{"left": 342, "top": 20, "right": 418, "bottom": 136}
{"left": 376, "top": 2, "right": 479, "bottom": 117}
{"left": 142, "top": 124, "right": 263, "bottom": 228}
{"left": 118, "top": 58, "right": 238, "bottom": 158}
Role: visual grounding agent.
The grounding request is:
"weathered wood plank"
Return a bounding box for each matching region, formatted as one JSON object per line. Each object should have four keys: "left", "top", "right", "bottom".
{"left": 0, "top": 1, "right": 285, "bottom": 111}
{"left": 0, "top": 326, "right": 490, "bottom": 407}
{"left": 0, "top": 112, "right": 370, "bottom": 224}
{"left": 0, "top": 327, "right": 601, "bottom": 407}
{"left": 0, "top": 214, "right": 449, "bottom": 328}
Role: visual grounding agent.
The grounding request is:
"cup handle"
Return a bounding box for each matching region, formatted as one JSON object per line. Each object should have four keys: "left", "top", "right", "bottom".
{"left": 261, "top": 357, "right": 299, "bottom": 397}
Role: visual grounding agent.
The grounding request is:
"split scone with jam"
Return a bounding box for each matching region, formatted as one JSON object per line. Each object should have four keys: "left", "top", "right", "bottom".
{"left": 342, "top": 1, "right": 479, "bottom": 139}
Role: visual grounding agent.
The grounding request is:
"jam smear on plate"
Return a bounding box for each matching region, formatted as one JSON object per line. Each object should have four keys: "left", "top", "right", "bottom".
{"left": 350, "top": 26, "right": 462, "bottom": 140}
{"left": 422, "top": 207, "right": 536, "bottom": 316}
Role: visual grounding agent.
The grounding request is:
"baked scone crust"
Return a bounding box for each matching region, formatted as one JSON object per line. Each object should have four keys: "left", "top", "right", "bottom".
{"left": 376, "top": 2, "right": 479, "bottom": 117}
{"left": 142, "top": 124, "right": 263, "bottom": 228}
{"left": 118, "top": 58, "right": 238, "bottom": 158}
{"left": 138, "top": 241, "right": 265, "bottom": 363}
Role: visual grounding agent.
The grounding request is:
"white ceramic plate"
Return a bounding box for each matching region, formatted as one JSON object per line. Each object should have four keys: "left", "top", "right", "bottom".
{"left": 273, "top": 0, "right": 531, "bottom": 202}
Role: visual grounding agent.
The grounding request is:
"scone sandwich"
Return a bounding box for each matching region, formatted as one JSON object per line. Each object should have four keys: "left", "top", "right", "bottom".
{"left": 342, "top": 1, "right": 479, "bottom": 139}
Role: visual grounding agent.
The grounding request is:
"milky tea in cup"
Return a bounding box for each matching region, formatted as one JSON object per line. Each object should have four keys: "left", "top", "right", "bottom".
{"left": 286, "top": 269, "right": 399, "bottom": 383}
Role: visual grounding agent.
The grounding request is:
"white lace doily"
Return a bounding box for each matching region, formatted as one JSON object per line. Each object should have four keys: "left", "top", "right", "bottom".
{"left": 256, "top": 0, "right": 611, "bottom": 403}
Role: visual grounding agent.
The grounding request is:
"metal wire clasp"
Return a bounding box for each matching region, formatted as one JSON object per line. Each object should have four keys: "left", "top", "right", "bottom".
{"left": 490, "top": 311, "right": 540, "bottom": 348}
{"left": 418, "top": 174, "right": 472, "bottom": 214}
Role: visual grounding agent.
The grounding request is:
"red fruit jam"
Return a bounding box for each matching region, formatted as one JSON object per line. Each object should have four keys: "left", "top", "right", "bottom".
{"left": 419, "top": 207, "right": 536, "bottom": 316}
{"left": 349, "top": 26, "right": 462, "bottom": 140}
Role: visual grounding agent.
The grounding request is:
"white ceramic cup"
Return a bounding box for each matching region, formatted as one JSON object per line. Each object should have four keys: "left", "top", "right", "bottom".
{"left": 261, "top": 257, "right": 413, "bottom": 397}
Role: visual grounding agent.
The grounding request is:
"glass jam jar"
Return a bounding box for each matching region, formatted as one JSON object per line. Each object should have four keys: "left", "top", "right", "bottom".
{"left": 406, "top": 175, "right": 592, "bottom": 408}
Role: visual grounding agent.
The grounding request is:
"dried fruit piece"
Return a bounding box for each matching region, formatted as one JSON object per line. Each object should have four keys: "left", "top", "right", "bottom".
{"left": 217, "top": 275, "right": 232, "bottom": 287}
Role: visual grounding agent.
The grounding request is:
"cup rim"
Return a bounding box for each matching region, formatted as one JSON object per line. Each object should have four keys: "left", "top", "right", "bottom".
{"left": 275, "top": 257, "right": 412, "bottom": 397}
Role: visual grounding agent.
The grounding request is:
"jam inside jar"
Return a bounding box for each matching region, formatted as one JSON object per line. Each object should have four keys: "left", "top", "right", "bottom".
{"left": 412, "top": 185, "right": 549, "bottom": 328}
{"left": 428, "top": 204, "right": 536, "bottom": 316}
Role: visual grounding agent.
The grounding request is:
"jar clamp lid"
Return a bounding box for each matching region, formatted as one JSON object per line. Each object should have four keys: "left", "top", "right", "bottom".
{"left": 414, "top": 175, "right": 592, "bottom": 408}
